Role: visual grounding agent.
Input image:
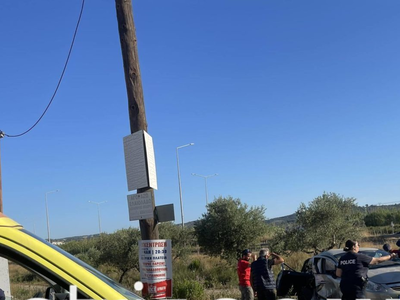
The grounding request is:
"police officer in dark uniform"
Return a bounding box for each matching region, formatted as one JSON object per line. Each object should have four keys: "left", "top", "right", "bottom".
{"left": 336, "top": 239, "right": 396, "bottom": 300}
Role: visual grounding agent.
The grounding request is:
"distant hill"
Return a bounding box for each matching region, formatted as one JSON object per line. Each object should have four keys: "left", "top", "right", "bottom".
{"left": 52, "top": 233, "right": 99, "bottom": 244}
{"left": 363, "top": 203, "right": 400, "bottom": 213}
{"left": 266, "top": 213, "right": 296, "bottom": 225}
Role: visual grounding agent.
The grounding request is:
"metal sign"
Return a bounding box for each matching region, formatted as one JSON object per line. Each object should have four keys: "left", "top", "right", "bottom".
{"left": 127, "top": 192, "right": 154, "bottom": 221}
{"left": 123, "top": 130, "right": 158, "bottom": 191}
{"left": 155, "top": 204, "right": 175, "bottom": 223}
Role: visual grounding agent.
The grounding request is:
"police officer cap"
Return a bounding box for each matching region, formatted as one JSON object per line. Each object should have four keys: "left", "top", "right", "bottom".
{"left": 242, "top": 249, "right": 252, "bottom": 256}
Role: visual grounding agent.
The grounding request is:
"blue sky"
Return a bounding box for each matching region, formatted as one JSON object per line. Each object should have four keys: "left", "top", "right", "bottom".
{"left": 1, "top": 1, "right": 400, "bottom": 239}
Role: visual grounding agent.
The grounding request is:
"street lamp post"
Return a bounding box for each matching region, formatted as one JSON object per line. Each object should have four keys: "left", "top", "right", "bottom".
{"left": 45, "top": 190, "right": 59, "bottom": 243}
{"left": 191, "top": 173, "right": 218, "bottom": 205}
{"left": 88, "top": 201, "right": 107, "bottom": 235}
{"left": 176, "top": 143, "right": 194, "bottom": 228}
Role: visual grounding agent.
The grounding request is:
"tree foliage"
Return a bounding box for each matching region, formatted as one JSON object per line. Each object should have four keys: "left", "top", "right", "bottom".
{"left": 158, "top": 222, "right": 196, "bottom": 260}
{"left": 97, "top": 228, "right": 141, "bottom": 283}
{"left": 60, "top": 228, "right": 141, "bottom": 283}
{"left": 271, "top": 192, "right": 364, "bottom": 255}
{"left": 61, "top": 238, "right": 101, "bottom": 267}
{"left": 194, "top": 196, "right": 268, "bottom": 261}
{"left": 365, "top": 209, "right": 400, "bottom": 226}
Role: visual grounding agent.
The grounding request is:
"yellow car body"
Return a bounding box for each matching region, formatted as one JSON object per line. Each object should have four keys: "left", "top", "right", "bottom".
{"left": 0, "top": 213, "right": 143, "bottom": 300}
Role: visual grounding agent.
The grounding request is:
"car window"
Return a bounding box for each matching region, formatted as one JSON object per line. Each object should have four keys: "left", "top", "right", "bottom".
{"left": 359, "top": 249, "right": 389, "bottom": 258}
{"left": 0, "top": 243, "right": 90, "bottom": 299}
{"left": 301, "top": 258, "right": 313, "bottom": 273}
{"left": 22, "top": 230, "right": 143, "bottom": 300}
{"left": 8, "top": 261, "right": 48, "bottom": 299}
{"left": 325, "top": 258, "right": 336, "bottom": 272}
{"left": 313, "top": 258, "right": 321, "bottom": 274}
{"left": 313, "top": 258, "right": 336, "bottom": 274}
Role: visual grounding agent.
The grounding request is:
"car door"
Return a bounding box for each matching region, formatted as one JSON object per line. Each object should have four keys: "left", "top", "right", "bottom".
{"left": 313, "top": 256, "right": 341, "bottom": 299}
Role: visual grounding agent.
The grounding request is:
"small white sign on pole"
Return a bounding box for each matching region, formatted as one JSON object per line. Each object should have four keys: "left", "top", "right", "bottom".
{"left": 127, "top": 192, "right": 154, "bottom": 221}
{"left": 123, "top": 130, "right": 158, "bottom": 191}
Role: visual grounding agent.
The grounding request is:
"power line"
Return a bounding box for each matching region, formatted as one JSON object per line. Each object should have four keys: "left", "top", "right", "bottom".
{"left": 3, "top": 0, "right": 85, "bottom": 138}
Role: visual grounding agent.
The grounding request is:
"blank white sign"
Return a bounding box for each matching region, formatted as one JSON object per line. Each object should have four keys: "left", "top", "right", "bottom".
{"left": 123, "top": 130, "right": 158, "bottom": 191}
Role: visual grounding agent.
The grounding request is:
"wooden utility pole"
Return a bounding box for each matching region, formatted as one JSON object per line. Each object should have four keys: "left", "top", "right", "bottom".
{"left": 115, "top": 0, "right": 159, "bottom": 240}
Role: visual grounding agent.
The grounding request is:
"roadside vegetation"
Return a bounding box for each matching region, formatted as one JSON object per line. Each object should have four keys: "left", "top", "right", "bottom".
{"left": 9, "top": 193, "right": 400, "bottom": 300}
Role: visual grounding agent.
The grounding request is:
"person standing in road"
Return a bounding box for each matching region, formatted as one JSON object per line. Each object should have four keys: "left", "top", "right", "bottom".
{"left": 251, "top": 248, "right": 284, "bottom": 300}
{"left": 237, "top": 249, "right": 255, "bottom": 300}
{"left": 336, "top": 239, "right": 396, "bottom": 300}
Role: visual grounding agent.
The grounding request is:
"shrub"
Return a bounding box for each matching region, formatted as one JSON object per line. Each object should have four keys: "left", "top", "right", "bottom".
{"left": 204, "top": 263, "right": 236, "bottom": 288}
{"left": 173, "top": 259, "right": 198, "bottom": 282}
{"left": 12, "top": 273, "right": 41, "bottom": 283}
{"left": 173, "top": 279, "right": 205, "bottom": 300}
{"left": 188, "top": 259, "right": 201, "bottom": 272}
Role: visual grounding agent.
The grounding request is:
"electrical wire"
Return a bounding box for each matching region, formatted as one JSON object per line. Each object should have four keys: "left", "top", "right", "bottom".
{"left": 3, "top": 0, "right": 85, "bottom": 138}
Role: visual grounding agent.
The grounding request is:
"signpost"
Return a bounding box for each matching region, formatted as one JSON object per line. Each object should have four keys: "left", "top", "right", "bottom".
{"left": 116, "top": 2, "right": 176, "bottom": 298}
{"left": 127, "top": 192, "right": 154, "bottom": 221}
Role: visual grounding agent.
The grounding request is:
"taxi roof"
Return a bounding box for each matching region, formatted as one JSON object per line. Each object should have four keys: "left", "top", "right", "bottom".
{"left": 0, "top": 212, "right": 23, "bottom": 228}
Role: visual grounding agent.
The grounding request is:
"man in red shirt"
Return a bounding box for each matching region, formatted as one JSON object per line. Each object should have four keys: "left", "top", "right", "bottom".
{"left": 237, "top": 249, "right": 255, "bottom": 300}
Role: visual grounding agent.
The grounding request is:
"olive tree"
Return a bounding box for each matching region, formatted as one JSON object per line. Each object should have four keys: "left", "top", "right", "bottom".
{"left": 194, "top": 196, "right": 268, "bottom": 261}
{"left": 61, "top": 238, "right": 102, "bottom": 267}
{"left": 158, "top": 222, "right": 196, "bottom": 260}
{"left": 271, "top": 192, "right": 364, "bottom": 255}
{"left": 97, "top": 228, "right": 141, "bottom": 283}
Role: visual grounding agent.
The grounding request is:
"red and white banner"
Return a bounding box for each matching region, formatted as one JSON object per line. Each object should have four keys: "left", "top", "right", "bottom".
{"left": 139, "top": 239, "right": 172, "bottom": 299}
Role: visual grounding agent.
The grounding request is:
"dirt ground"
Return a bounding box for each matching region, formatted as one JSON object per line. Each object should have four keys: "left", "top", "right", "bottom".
{"left": 363, "top": 232, "right": 400, "bottom": 245}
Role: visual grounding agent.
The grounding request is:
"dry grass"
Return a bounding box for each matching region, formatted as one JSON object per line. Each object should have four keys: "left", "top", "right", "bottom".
{"left": 281, "top": 252, "right": 311, "bottom": 271}
{"left": 9, "top": 263, "right": 47, "bottom": 300}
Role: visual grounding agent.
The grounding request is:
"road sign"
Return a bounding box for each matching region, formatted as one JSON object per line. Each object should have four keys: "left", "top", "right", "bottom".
{"left": 123, "top": 130, "right": 158, "bottom": 191}
{"left": 127, "top": 192, "right": 154, "bottom": 221}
